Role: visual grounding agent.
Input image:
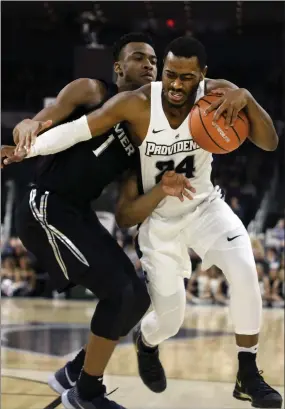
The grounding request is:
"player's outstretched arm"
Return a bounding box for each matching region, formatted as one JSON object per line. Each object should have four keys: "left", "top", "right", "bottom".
{"left": 206, "top": 79, "right": 278, "bottom": 151}
{"left": 116, "top": 171, "right": 195, "bottom": 228}
{"left": 5, "top": 90, "right": 144, "bottom": 165}
{"left": 13, "top": 79, "right": 106, "bottom": 153}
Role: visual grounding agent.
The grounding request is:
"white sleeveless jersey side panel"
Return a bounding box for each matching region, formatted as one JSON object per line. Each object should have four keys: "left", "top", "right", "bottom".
{"left": 138, "top": 81, "right": 214, "bottom": 218}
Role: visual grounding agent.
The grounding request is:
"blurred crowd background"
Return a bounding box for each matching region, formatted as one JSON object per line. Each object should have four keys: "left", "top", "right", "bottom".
{"left": 1, "top": 1, "right": 284, "bottom": 308}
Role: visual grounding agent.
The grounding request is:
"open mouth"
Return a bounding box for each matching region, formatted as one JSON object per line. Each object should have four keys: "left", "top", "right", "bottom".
{"left": 168, "top": 90, "right": 184, "bottom": 102}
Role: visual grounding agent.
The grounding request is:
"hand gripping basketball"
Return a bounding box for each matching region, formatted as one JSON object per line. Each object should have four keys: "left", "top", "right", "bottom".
{"left": 189, "top": 91, "right": 250, "bottom": 154}
{"left": 204, "top": 88, "right": 249, "bottom": 127}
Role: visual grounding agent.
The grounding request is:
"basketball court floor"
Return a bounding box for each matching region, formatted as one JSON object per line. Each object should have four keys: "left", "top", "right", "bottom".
{"left": 1, "top": 298, "right": 284, "bottom": 409}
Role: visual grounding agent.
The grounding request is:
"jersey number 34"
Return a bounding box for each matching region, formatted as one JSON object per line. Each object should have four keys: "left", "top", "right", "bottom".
{"left": 155, "top": 156, "right": 195, "bottom": 183}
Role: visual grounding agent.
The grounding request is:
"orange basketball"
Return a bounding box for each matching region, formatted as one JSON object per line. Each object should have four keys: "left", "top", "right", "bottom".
{"left": 189, "top": 93, "right": 250, "bottom": 154}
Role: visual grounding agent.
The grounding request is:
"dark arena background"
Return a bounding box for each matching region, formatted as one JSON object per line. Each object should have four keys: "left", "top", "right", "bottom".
{"left": 1, "top": 2, "right": 284, "bottom": 409}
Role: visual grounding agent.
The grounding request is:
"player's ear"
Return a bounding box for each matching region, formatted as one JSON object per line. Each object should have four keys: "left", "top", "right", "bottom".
{"left": 114, "top": 62, "right": 123, "bottom": 77}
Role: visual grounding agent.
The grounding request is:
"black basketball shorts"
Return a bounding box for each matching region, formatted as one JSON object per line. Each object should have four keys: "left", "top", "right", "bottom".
{"left": 16, "top": 188, "right": 137, "bottom": 296}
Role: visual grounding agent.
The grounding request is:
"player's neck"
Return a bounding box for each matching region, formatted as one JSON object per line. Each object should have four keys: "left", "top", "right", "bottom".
{"left": 116, "top": 79, "right": 139, "bottom": 93}
{"left": 162, "top": 98, "right": 192, "bottom": 119}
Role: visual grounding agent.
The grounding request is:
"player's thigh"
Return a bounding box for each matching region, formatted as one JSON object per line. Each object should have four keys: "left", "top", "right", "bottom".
{"left": 137, "top": 219, "right": 191, "bottom": 291}
{"left": 16, "top": 193, "right": 73, "bottom": 292}
{"left": 16, "top": 190, "right": 136, "bottom": 297}
{"left": 201, "top": 224, "right": 256, "bottom": 279}
{"left": 187, "top": 198, "right": 243, "bottom": 259}
{"left": 137, "top": 242, "right": 187, "bottom": 298}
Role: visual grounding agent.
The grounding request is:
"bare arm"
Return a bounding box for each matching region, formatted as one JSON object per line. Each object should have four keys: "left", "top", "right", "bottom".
{"left": 13, "top": 78, "right": 106, "bottom": 149}
{"left": 207, "top": 79, "right": 278, "bottom": 151}
{"left": 85, "top": 90, "right": 145, "bottom": 137}
{"left": 4, "top": 89, "right": 146, "bottom": 164}
{"left": 115, "top": 172, "right": 166, "bottom": 228}
{"left": 33, "top": 78, "right": 105, "bottom": 124}
{"left": 115, "top": 169, "right": 195, "bottom": 228}
{"left": 244, "top": 92, "right": 278, "bottom": 151}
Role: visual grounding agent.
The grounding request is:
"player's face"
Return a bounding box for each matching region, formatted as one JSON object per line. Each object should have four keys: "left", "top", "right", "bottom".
{"left": 162, "top": 52, "right": 207, "bottom": 107}
{"left": 115, "top": 42, "right": 158, "bottom": 87}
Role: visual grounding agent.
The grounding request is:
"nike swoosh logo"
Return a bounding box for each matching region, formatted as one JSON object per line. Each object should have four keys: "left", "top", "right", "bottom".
{"left": 237, "top": 378, "right": 242, "bottom": 388}
{"left": 175, "top": 134, "right": 180, "bottom": 139}
{"left": 227, "top": 235, "right": 242, "bottom": 242}
{"left": 65, "top": 367, "right": 76, "bottom": 387}
{"left": 153, "top": 129, "right": 165, "bottom": 134}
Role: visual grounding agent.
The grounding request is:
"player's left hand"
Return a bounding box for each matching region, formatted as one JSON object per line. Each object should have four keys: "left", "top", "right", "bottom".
{"left": 161, "top": 171, "right": 196, "bottom": 202}
{"left": 1, "top": 145, "right": 27, "bottom": 167}
{"left": 204, "top": 88, "right": 249, "bottom": 128}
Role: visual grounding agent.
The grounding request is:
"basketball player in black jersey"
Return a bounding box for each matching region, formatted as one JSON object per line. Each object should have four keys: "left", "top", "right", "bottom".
{"left": 1, "top": 33, "right": 193, "bottom": 409}
{"left": 0, "top": 33, "right": 167, "bottom": 409}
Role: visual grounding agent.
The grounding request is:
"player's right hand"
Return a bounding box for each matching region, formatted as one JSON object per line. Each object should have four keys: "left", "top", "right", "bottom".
{"left": 1, "top": 145, "right": 28, "bottom": 167}
{"left": 161, "top": 171, "right": 196, "bottom": 202}
{"left": 13, "top": 118, "right": 53, "bottom": 154}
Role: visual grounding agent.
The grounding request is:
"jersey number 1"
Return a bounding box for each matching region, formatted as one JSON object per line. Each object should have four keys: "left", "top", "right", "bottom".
{"left": 155, "top": 156, "right": 195, "bottom": 183}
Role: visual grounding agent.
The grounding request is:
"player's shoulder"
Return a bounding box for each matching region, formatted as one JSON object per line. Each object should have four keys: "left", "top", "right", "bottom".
{"left": 205, "top": 78, "right": 238, "bottom": 92}
{"left": 133, "top": 83, "right": 152, "bottom": 107}
{"left": 118, "top": 84, "right": 151, "bottom": 108}
{"left": 73, "top": 78, "right": 107, "bottom": 98}
{"left": 60, "top": 78, "right": 108, "bottom": 105}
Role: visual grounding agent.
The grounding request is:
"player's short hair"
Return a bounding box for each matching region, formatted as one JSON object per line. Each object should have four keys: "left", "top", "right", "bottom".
{"left": 164, "top": 36, "right": 207, "bottom": 70}
{"left": 113, "top": 32, "right": 155, "bottom": 61}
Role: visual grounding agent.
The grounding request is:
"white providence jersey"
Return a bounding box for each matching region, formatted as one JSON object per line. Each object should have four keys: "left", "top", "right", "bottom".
{"left": 138, "top": 81, "right": 216, "bottom": 218}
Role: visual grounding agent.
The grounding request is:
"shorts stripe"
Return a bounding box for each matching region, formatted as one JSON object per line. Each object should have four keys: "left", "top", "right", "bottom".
{"left": 29, "top": 189, "right": 89, "bottom": 279}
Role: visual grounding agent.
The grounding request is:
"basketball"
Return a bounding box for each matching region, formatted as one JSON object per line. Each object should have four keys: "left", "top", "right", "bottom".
{"left": 189, "top": 93, "right": 250, "bottom": 154}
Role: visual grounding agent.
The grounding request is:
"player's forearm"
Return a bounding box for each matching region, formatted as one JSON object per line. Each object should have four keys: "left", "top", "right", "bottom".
{"left": 33, "top": 104, "right": 67, "bottom": 125}
{"left": 26, "top": 116, "right": 92, "bottom": 158}
{"left": 115, "top": 184, "right": 166, "bottom": 228}
{"left": 245, "top": 92, "right": 278, "bottom": 151}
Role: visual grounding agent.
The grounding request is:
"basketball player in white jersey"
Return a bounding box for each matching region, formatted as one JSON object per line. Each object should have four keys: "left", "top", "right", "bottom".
{"left": 4, "top": 36, "right": 281, "bottom": 408}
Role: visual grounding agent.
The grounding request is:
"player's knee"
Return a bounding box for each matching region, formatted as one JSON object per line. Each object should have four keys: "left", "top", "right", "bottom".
{"left": 90, "top": 281, "right": 138, "bottom": 340}
{"left": 159, "top": 311, "right": 183, "bottom": 339}
{"left": 161, "top": 320, "right": 181, "bottom": 339}
{"left": 116, "top": 280, "right": 139, "bottom": 315}
{"left": 229, "top": 256, "right": 258, "bottom": 290}
{"left": 228, "top": 257, "right": 261, "bottom": 307}
{"left": 120, "top": 278, "right": 150, "bottom": 337}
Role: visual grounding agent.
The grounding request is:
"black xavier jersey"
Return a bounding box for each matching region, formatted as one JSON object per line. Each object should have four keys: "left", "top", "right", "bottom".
{"left": 34, "top": 82, "right": 136, "bottom": 208}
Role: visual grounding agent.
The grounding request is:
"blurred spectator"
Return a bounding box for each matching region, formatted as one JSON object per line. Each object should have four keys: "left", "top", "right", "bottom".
{"left": 1, "top": 257, "right": 18, "bottom": 296}
{"left": 208, "top": 266, "right": 229, "bottom": 306}
{"left": 265, "top": 218, "right": 285, "bottom": 250}
{"left": 1, "top": 256, "right": 17, "bottom": 278}
{"left": 186, "top": 263, "right": 212, "bottom": 305}
{"left": 256, "top": 262, "right": 271, "bottom": 307}
{"left": 271, "top": 268, "right": 284, "bottom": 308}
{"left": 265, "top": 248, "right": 280, "bottom": 270}
{"left": 240, "top": 179, "right": 257, "bottom": 198}
{"left": 268, "top": 268, "right": 280, "bottom": 297}
{"left": 17, "top": 255, "right": 37, "bottom": 296}
{"left": 280, "top": 252, "right": 284, "bottom": 270}
{"left": 250, "top": 236, "right": 269, "bottom": 274}
{"left": 229, "top": 196, "right": 244, "bottom": 220}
